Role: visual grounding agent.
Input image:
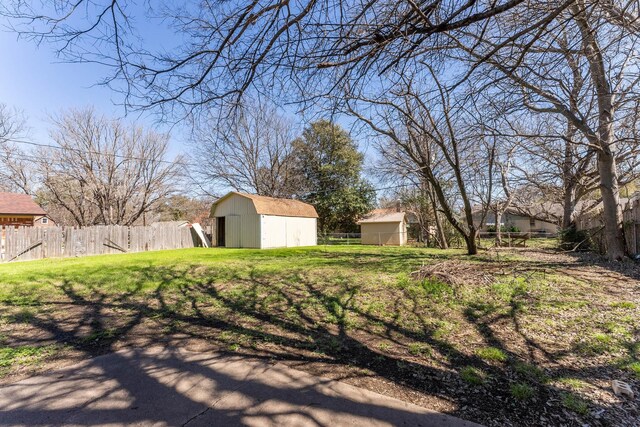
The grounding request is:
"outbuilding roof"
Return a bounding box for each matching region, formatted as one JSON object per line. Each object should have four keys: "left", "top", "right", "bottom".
{"left": 357, "top": 208, "right": 406, "bottom": 224}
{"left": 212, "top": 192, "right": 319, "bottom": 218}
{"left": 0, "top": 192, "right": 47, "bottom": 215}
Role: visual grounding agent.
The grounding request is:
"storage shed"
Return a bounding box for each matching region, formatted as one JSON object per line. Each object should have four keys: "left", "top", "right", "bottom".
{"left": 210, "top": 192, "right": 318, "bottom": 248}
{"left": 358, "top": 208, "right": 408, "bottom": 246}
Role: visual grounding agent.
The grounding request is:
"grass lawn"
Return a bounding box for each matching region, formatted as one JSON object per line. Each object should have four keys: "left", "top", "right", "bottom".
{"left": 0, "top": 245, "right": 638, "bottom": 426}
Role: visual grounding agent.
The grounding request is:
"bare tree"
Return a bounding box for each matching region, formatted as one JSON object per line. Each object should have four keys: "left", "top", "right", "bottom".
{"left": 450, "top": 1, "right": 640, "bottom": 259}
{"left": 380, "top": 181, "right": 451, "bottom": 249}
{"left": 39, "top": 108, "right": 181, "bottom": 226}
{"left": 371, "top": 111, "right": 451, "bottom": 249}
{"left": 0, "top": 104, "right": 32, "bottom": 193}
{"left": 479, "top": 112, "right": 599, "bottom": 230}
{"left": 347, "top": 71, "right": 496, "bottom": 255}
{"left": 2, "top": 1, "right": 531, "bottom": 113}
{"left": 490, "top": 145, "right": 517, "bottom": 247}
{"left": 190, "top": 99, "right": 299, "bottom": 197}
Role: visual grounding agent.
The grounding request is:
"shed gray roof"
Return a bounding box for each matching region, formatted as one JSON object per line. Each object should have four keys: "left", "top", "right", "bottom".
{"left": 357, "top": 208, "right": 406, "bottom": 224}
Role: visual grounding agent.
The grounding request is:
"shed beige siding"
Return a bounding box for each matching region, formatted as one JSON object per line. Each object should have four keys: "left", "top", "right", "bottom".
{"left": 214, "top": 195, "right": 262, "bottom": 248}
{"left": 360, "top": 221, "right": 407, "bottom": 246}
{"left": 214, "top": 195, "right": 258, "bottom": 217}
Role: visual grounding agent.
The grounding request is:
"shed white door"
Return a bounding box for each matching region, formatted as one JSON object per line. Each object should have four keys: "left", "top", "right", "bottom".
{"left": 225, "top": 215, "right": 241, "bottom": 248}
{"left": 261, "top": 215, "right": 317, "bottom": 248}
{"left": 261, "top": 215, "right": 287, "bottom": 248}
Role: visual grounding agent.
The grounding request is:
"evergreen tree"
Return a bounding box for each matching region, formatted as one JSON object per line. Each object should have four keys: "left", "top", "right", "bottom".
{"left": 292, "top": 120, "right": 375, "bottom": 233}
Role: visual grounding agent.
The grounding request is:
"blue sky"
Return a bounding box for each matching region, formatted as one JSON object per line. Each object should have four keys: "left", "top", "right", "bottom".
{"left": 0, "top": 26, "right": 188, "bottom": 158}
{"left": 0, "top": 15, "right": 378, "bottom": 181}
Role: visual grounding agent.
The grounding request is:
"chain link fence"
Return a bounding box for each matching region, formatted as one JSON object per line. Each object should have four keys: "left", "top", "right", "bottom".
{"left": 318, "top": 231, "right": 409, "bottom": 246}
{"left": 318, "top": 230, "right": 559, "bottom": 248}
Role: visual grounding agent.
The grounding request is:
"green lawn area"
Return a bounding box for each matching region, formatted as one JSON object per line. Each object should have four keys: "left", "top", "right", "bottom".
{"left": 0, "top": 245, "right": 638, "bottom": 426}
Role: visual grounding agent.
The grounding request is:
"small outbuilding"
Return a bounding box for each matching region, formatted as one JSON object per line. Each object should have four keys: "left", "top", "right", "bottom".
{"left": 210, "top": 192, "right": 318, "bottom": 248}
{"left": 358, "top": 208, "right": 408, "bottom": 246}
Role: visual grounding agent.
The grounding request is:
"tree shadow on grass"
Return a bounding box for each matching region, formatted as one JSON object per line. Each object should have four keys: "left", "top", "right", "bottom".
{"left": 1, "top": 249, "right": 638, "bottom": 426}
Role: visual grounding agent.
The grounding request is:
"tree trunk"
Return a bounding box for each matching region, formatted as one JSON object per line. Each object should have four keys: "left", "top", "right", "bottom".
{"left": 562, "top": 184, "right": 576, "bottom": 229}
{"left": 561, "top": 125, "right": 577, "bottom": 230}
{"left": 422, "top": 217, "right": 430, "bottom": 246}
{"left": 434, "top": 211, "right": 449, "bottom": 250}
{"left": 572, "top": 2, "right": 625, "bottom": 260}
{"left": 495, "top": 207, "right": 503, "bottom": 247}
{"left": 598, "top": 150, "right": 625, "bottom": 259}
{"left": 465, "top": 231, "right": 478, "bottom": 255}
{"left": 426, "top": 185, "right": 449, "bottom": 249}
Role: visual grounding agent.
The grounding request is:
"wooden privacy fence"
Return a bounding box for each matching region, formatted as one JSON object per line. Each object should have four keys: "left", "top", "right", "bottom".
{"left": 577, "top": 199, "right": 640, "bottom": 255}
{"left": 0, "top": 224, "right": 201, "bottom": 263}
{"left": 623, "top": 199, "right": 640, "bottom": 255}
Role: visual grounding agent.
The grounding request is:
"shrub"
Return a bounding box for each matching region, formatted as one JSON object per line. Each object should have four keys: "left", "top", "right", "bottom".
{"left": 408, "top": 343, "right": 432, "bottom": 357}
{"left": 626, "top": 361, "right": 640, "bottom": 379}
{"left": 421, "top": 279, "right": 453, "bottom": 299}
{"left": 561, "top": 392, "right": 589, "bottom": 415}
{"left": 476, "top": 347, "right": 508, "bottom": 362}
{"left": 557, "top": 377, "right": 589, "bottom": 389}
{"left": 513, "top": 362, "right": 548, "bottom": 383}
{"left": 377, "top": 342, "right": 392, "bottom": 352}
{"left": 576, "top": 333, "right": 615, "bottom": 356}
{"left": 510, "top": 383, "right": 535, "bottom": 400}
{"left": 486, "top": 225, "right": 520, "bottom": 233}
{"left": 460, "top": 366, "right": 487, "bottom": 385}
{"left": 559, "top": 224, "right": 593, "bottom": 251}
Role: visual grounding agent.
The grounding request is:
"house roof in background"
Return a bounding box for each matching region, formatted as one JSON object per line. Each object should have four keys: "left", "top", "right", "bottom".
{"left": 212, "top": 192, "right": 319, "bottom": 218}
{"left": 0, "top": 192, "right": 47, "bottom": 215}
{"left": 473, "top": 194, "right": 638, "bottom": 223}
{"left": 357, "top": 208, "right": 406, "bottom": 224}
{"left": 505, "top": 202, "right": 563, "bottom": 220}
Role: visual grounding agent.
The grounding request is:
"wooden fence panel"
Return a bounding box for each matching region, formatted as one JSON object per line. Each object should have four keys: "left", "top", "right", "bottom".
{"left": 29, "top": 227, "right": 45, "bottom": 261}
{"left": 4, "top": 227, "right": 16, "bottom": 261}
{"left": 45, "top": 227, "right": 64, "bottom": 258}
{"left": 75, "top": 227, "right": 91, "bottom": 257}
{"left": 64, "top": 227, "right": 80, "bottom": 258}
{"left": 1, "top": 223, "right": 199, "bottom": 262}
{"left": 182, "top": 227, "right": 196, "bottom": 248}
{"left": 63, "top": 227, "right": 74, "bottom": 258}
{"left": 102, "top": 225, "right": 129, "bottom": 254}
{"left": 129, "top": 226, "right": 146, "bottom": 253}
{"left": 4, "top": 227, "right": 43, "bottom": 262}
{"left": 130, "top": 226, "right": 152, "bottom": 253}
{"left": 623, "top": 199, "right": 640, "bottom": 255}
{"left": 577, "top": 199, "right": 640, "bottom": 254}
{"left": 150, "top": 226, "right": 163, "bottom": 251}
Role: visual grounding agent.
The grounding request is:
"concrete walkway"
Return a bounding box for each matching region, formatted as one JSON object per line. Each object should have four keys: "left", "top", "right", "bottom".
{"left": 0, "top": 347, "right": 481, "bottom": 427}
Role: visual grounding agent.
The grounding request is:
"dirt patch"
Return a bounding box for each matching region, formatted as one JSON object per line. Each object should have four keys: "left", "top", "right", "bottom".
{"left": 410, "top": 260, "right": 498, "bottom": 286}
